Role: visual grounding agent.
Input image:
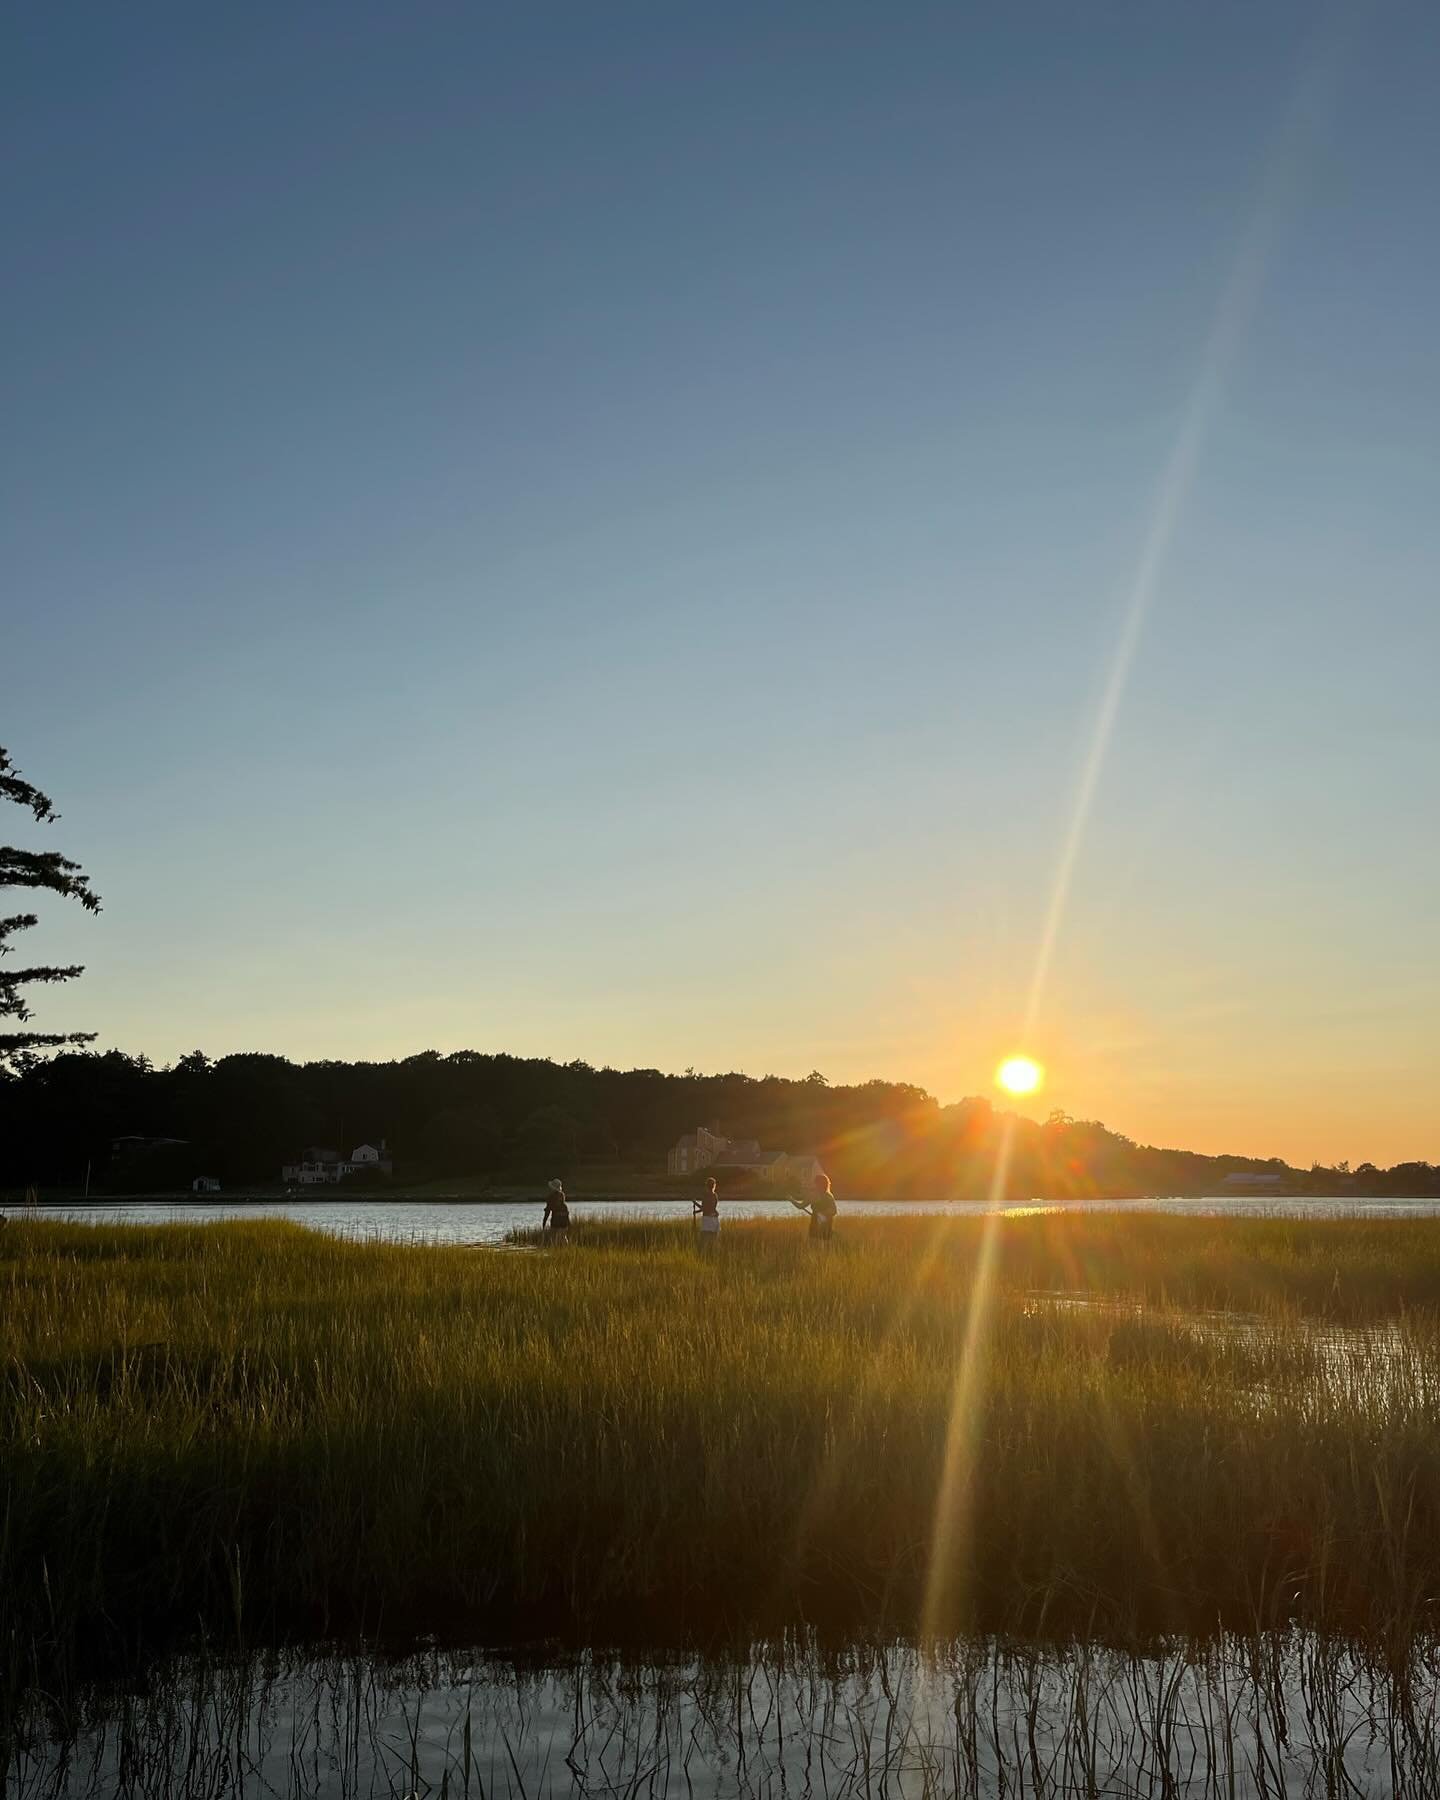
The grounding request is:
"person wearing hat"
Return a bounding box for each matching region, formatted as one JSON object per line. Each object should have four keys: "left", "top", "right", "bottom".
{"left": 693, "top": 1175, "right": 721, "bottom": 1250}
{"left": 542, "top": 1178, "right": 571, "bottom": 1238}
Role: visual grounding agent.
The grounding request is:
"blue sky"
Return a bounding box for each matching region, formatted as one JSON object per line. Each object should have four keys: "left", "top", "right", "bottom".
{"left": 5, "top": 2, "right": 1438, "bottom": 1165}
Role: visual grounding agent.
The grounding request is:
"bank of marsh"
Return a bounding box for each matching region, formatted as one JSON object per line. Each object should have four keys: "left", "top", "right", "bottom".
{"left": 5, "top": 1212, "right": 1440, "bottom": 1687}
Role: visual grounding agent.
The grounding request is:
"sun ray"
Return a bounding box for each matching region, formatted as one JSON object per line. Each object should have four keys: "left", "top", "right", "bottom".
{"left": 920, "top": 1112, "right": 1017, "bottom": 1640}
{"left": 1020, "top": 24, "right": 1344, "bottom": 1050}
{"left": 923, "top": 13, "right": 1349, "bottom": 1651}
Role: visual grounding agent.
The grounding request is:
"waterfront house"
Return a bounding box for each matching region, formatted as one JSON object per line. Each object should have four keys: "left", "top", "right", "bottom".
{"left": 667, "top": 1126, "right": 731, "bottom": 1176}
{"left": 281, "top": 1140, "right": 393, "bottom": 1184}
{"left": 667, "top": 1128, "right": 823, "bottom": 1188}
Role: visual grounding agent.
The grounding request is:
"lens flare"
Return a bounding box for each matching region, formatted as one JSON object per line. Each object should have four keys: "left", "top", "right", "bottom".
{"left": 996, "top": 1056, "right": 1043, "bottom": 1097}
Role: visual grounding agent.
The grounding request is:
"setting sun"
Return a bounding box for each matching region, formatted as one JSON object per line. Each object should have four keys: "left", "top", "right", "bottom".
{"left": 996, "top": 1055, "right": 1044, "bottom": 1097}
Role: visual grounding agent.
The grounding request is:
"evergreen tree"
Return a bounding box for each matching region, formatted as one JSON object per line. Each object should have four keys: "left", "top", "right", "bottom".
{"left": 1, "top": 746, "right": 100, "bottom": 1069}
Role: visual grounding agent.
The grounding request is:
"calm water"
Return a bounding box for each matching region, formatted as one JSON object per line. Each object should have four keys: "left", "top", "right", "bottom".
{"left": 5, "top": 1192, "right": 1440, "bottom": 1244}
{"left": 8, "top": 1633, "right": 1440, "bottom": 1798}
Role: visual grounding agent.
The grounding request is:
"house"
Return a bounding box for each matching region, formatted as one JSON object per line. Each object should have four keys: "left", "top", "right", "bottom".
{"left": 667, "top": 1126, "right": 730, "bottom": 1176}
{"left": 281, "top": 1141, "right": 393, "bottom": 1185}
{"left": 282, "top": 1147, "right": 343, "bottom": 1185}
{"left": 667, "top": 1128, "right": 824, "bottom": 1189}
{"left": 1217, "top": 1171, "right": 1284, "bottom": 1193}
{"left": 715, "top": 1139, "right": 768, "bottom": 1169}
{"left": 111, "top": 1135, "right": 188, "bottom": 1159}
{"left": 772, "top": 1152, "right": 824, "bottom": 1188}
{"left": 192, "top": 1176, "right": 221, "bottom": 1194}
{"left": 348, "top": 1142, "right": 390, "bottom": 1174}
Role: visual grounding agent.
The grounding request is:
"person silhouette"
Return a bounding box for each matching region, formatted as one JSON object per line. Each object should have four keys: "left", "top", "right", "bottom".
{"left": 806, "top": 1173, "right": 836, "bottom": 1243}
{"left": 542, "top": 1178, "right": 571, "bottom": 1238}
{"left": 694, "top": 1176, "right": 721, "bottom": 1249}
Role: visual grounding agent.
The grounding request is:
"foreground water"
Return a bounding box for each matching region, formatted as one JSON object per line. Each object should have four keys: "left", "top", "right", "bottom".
{"left": 8, "top": 1632, "right": 1440, "bottom": 1798}
{"left": 8, "top": 1192, "right": 1440, "bottom": 1244}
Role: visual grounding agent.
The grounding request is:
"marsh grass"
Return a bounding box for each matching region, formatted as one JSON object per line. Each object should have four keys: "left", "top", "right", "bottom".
{"left": 5, "top": 1212, "right": 1440, "bottom": 1696}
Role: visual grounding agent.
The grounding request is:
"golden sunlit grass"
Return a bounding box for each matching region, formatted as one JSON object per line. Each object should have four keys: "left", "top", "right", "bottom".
{"left": 5, "top": 1212, "right": 1440, "bottom": 1691}
{"left": 996, "top": 1055, "right": 1043, "bottom": 1096}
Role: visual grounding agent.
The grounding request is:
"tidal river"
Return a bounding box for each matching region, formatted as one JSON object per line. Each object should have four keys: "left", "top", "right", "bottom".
{"left": 6, "top": 1191, "right": 1440, "bottom": 1244}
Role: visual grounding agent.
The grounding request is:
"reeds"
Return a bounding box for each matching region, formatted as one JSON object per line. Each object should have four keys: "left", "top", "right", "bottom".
{"left": 11, "top": 1633, "right": 1440, "bottom": 1799}
{"left": 4, "top": 1213, "right": 1440, "bottom": 1691}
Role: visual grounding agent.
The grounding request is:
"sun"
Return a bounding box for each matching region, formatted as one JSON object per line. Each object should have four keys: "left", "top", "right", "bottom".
{"left": 996, "top": 1055, "right": 1044, "bottom": 1097}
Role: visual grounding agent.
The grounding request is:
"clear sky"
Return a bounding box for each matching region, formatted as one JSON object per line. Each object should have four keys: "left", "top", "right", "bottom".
{"left": 6, "top": 3, "right": 1437, "bottom": 1168}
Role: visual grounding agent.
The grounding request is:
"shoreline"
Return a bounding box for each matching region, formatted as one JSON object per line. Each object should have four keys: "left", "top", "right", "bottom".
{"left": 6, "top": 1188, "right": 1440, "bottom": 1208}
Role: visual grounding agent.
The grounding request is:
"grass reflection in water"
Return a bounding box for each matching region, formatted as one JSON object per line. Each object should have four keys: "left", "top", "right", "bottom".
{"left": 9, "top": 1632, "right": 1440, "bottom": 1798}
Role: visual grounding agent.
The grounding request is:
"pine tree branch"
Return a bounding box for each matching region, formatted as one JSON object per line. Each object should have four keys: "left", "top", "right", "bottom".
{"left": 1, "top": 966, "right": 88, "bottom": 1020}
{"left": 0, "top": 847, "right": 101, "bottom": 911}
{"left": 0, "top": 748, "right": 58, "bottom": 824}
{"left": 0, "top": 1029, "right": 97, "bottom": 1056}
{"left": 0, "top": 913, "right": 42, "bottom": 951}
{"left": 1, "top": 747, "right": 99, "bottom": 1073}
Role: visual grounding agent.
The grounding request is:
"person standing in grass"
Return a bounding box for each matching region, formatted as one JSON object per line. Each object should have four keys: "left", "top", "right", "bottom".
{"left": 543, "top": 1178, "right": 571, "bottom": 1238}
{"left": 806, "top": 1172, "right": 837, "bottom": 1244}
{"left": 694, "top": 1176, "right": 721, "bottom": 1250}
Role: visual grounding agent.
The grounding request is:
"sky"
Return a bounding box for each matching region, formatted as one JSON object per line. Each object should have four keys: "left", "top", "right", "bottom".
{"left": 5, "top": 2, "right": 1437, "bottom": 1169}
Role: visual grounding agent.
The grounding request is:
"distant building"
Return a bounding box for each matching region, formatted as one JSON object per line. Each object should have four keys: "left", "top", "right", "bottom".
{"left": 667, "top": 1126, "right": 730, "bottom": 1176}
{"left": 111, "top": 1135, "right": 188, "bottom": 1160}
{"left": 773, "top": 1152, "right": 824, "bottom": 1188}
{"left": 715, "top": 1139, "right": 768, "bottom": 1169}
{"left": 667, "top": 1128, "right": 823, "bottom": 1188}
{"left": 192, "top": 1176, "right": 221, "bottom": 1194}
{"left": 283, "top": 1147, "right": 341, "bottom": 1185}
{"left": 282, "top": 1140, "right": 393, "bottom": 1185}
{"left": 1217, "top": 1171, "right": 1284, "bottom": 1192}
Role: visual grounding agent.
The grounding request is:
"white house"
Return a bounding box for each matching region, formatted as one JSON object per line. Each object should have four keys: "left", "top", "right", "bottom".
{"left": 192, "top": 1176, "right": 221, "bottom": 1194}
{"left": 282, "top": 1147, "right": 342, "bottom": 1185}
{"left": 282, "top": 1141, "right": 393, "bottom": 1185}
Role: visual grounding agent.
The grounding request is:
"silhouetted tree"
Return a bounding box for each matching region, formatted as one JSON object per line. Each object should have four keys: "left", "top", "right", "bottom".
{"left": 514, "top": 1105, "right": 581, "bottom": 1176}
{"left": 1, "top": 747, "right": 100, "bottom": 1070}
{"left": 420, "top": 1106, "right": 503, "bottom": 1177}
{"left": 0, "top": 1023, "right": 1429, "bottom": 1199}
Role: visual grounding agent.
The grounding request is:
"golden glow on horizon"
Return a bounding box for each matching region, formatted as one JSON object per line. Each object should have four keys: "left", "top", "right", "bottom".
{"left": 996, "top": 1055, "right": 1043, "bottom": 1097}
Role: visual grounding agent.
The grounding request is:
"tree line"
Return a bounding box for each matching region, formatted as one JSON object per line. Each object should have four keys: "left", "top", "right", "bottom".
{"left": 1, "top": 1045, "right": 1433, "bottom": 1200}
{"left": 3, "top": 743, "right": 1432, "bottom": 1202}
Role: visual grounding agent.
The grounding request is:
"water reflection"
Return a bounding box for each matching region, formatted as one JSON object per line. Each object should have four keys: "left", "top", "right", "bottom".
{"left": 9, "top": 1632, "right": 1440, "bottom": 1798}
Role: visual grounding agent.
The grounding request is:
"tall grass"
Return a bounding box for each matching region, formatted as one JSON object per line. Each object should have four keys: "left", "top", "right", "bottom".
{"left": 4, "top": 1212, "right": 1440, "bottom": 1692}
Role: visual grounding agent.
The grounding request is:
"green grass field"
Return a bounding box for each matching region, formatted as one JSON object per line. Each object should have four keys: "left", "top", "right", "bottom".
{"left": 5, "top": 1211, "right": 1440, "bottom": 1693}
